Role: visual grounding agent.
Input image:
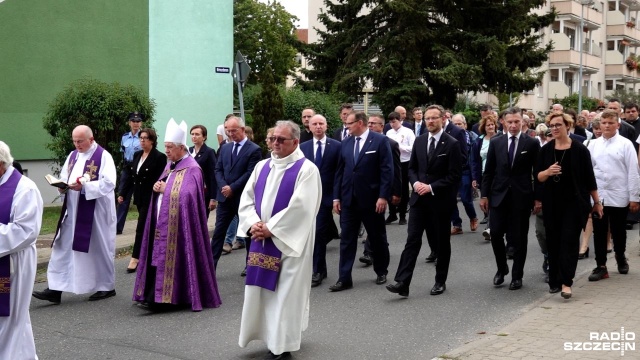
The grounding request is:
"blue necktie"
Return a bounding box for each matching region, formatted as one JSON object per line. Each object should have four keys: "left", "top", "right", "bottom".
{"left": 342, "top": 127, "right": 348, "bottom": 140}
{"left": 508, "top": 136, "right": 516, "bottom": 167}
{"left": 315, "top": 140, "right": 323, "bottom": 168}
{"left": 232, "top": 142, "right": 240, "bottom": 163}
{"left": 354, "top": 137, "right": 361, "bottom": 163}
{"left": 416, "top": 123, "right": 420, "bottom": 136}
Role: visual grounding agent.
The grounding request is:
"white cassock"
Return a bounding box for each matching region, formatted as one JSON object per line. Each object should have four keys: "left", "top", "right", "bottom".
{"left": 48, "top": 142, "right": 117, "bottom": 293}
{"left": 0, "top": 166, "right": 43, "bottom": 360}
{"left": 237, "top": 147, "right": 321, "bottom": 355}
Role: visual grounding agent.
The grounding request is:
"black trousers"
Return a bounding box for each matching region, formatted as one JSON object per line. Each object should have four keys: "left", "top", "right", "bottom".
{"left": 593, "top": 206, "right": 629, "bottom": 266}
{"left": 544, "top": 205, "right": 581, "bottom": 288}
{"left": 132, "top": 205, "right": 149, "bottom": 259}
{"left": 389, "top": 161, "right": 410, "bottom": 218}
{"left": 395, "top": 199, "right": 453, "bottom": 286}
{"left": 489, "top": 192, "right": 531, "bottom": 280}
{"left": 313, "top": 204, "right": 333, "bottom": 275}
{"left": 338, "top": 198, "right": 389, "bottom": 285}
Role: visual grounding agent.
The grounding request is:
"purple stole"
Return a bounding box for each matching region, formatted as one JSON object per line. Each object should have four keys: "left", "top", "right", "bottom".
{"left": 53, "top": 146, "right": 104, "bottom": 253}
{"left": 246, "top": 158, "right": 306, "bottom": 291}
{"left": 0, "top": 169, "right": 22, "bottom": 316}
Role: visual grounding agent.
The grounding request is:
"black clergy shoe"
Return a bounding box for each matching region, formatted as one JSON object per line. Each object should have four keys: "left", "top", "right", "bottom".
{"left": 493, "top": 270, "right": 508, "bottom": 286}
{"left": 398, "top": 217, "right": 407, "bottom": 225}
{"left": 549, "top": 287, "right": 561, "bottom": 294}
{"left": 264, "top": 351, "right": 291, "bottom": 360}
{"left": 509, "top": 279, "right": 523, "bottom": 290}
{"left": 329, "top": 281, "right": 353, "bottom": 292}
{"left": 425, "top": 252, "right": 437, "bottom": 263}
{"left": 430, "top": 283, "right": 446, "bottom": 295}
{"left": 375, "top": 274, "right": 387, "bottom": 285}
{"left": 88, "top": 290, "right": 116, "bottom": 301}
{"left": 359, "top": 254, "right": 373, "bottom": 266}
{"left": 241, "top": 267, "right": 247, "bottom": 277}
{"left": 386, "top": 282, "right": 409, "bottom": 297}
{"left": 385, "top": 214, "right": 398, "bottom": 224}
{"left": 32, "top": 288, "right": 62, "bottom": 304}
{"left": 311, "top": 273, "right": 326, "bottom": 287}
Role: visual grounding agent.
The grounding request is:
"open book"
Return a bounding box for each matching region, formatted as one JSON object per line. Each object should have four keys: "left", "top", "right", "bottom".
{"left": 45, "top": 174, "right": 69, "bottom": 190}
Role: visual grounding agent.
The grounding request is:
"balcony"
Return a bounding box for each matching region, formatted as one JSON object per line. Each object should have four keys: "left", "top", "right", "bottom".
{"left": 548, "top": 44, "right": 601, "bottom": 73}
{"left": 549, "top": 81, "right": 571, "bottom": 99}
{"left": 605, "top": 64, "right": 640, "bottom": 83}
{"left": 551, "top": 0, "right": 603, "bottom": 28}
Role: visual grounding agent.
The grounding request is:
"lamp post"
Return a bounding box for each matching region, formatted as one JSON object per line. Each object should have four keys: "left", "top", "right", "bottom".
{"left": 578, "top": 0, "right": 595, "bottom": 114}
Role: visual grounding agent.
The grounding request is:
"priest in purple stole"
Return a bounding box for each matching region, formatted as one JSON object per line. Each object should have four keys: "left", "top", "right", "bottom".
{"left": 0, "top": 141, "right": 43, "bottom": 360}
{"left": 33, "top": 125, "right": 118, "bottom": 304}
{"left": 133, "top": 119, "right": 221, "bottom": 311}
{"left": 237, "top": 121, "right": 321, "bottom": 360}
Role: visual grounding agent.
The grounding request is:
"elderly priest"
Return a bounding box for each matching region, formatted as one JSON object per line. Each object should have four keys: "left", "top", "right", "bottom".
{"left": 0, "top": 141, "right": 43, "bottom": 359}
{"left": 237, "top": 120, "right": 321, "bottom": 360}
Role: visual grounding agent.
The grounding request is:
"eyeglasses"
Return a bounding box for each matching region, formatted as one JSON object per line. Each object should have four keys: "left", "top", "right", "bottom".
{"left": 548, "top": 123, "right": 565, "bottom": 129}
{"left": 345, "top": 120, "right": 359, "bottom": 126}
{"left": 140, "top": 136, "right": 149, "bottom": 140}
{"left": 267, "top": 136, "right": 295, "bottom": 144}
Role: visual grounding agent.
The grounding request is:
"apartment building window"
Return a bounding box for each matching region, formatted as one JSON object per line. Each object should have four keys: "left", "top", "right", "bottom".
{"left": 550, "top": 69, "right": 559, "bottom": 82}
{"left": 565, "top": 72, "right": 575, "bottom": 93}
{"left": 606, "top": 80, "right": 613, "bottom": 91}
{"left": 564, "top": 27, "right": 577, "bottom": 50}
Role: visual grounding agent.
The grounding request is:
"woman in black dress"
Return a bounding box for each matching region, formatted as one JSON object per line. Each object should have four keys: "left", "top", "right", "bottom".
{"left": 189, "top": 125, "right": 218, "bottom": 218}
{"left": 118, "top": 129, "right": 167, "bottom": 273}
{"left": 536, "top": 113, "right": 602, "bottom": 299}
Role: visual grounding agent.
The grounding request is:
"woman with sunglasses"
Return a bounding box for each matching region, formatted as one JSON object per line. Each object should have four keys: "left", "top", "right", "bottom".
{"left": 536, "top": 113, "right": 601, "bottom": 299}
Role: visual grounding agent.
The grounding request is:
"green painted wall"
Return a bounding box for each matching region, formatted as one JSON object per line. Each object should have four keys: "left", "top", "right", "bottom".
{"left": 149, "top": 0, "right": 233, "bottom": 149}
{"left": 0, "top": 0, "right": 149, "bottom": 160}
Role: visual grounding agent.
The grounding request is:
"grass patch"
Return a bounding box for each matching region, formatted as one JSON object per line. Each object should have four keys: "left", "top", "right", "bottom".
{"left": 41, "top": 204, "right": 138, "bottom": 235}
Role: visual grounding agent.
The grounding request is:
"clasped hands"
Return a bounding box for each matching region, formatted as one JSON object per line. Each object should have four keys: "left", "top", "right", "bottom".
{"left": 413, "top": 182, "right": 431, "bottom": 196}
{"left": 250, "top": 221, "right": 272, "bottom": 241}
{"left": 153, "top": 180, "right": 166, "bottom": 193}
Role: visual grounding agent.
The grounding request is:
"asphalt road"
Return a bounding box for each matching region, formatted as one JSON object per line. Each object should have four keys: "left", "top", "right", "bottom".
{"left": 31, "top": 203, "right": 599, "bottom": 360}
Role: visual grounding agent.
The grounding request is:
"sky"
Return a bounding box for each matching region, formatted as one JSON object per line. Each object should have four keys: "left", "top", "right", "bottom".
{"left": 260, "top": 0, "right": 309, "bottom": 28}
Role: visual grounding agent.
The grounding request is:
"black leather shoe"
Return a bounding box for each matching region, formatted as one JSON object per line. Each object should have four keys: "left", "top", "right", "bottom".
{"left": 359, "top": 254, "right": 373, "bottom": 266}
{"left": 264, "top": 351, "right": 291, "bottom": 360}
{"left": 386, "top": 282, "right": 409, "bottom": 297}
{"left": 88, "top": 290, "right": 116, "bottom": 301}
{"left": 430, "top": 282, "right": 446, "bottom": 295}
{"left": 311, "top": 273, "right": 326, "bottom": 287}
{"left": 241, "top": 267, "right": 247, "bottom": 277}
{"left": 32, "top": 288, "right": 62, "bottom": 304}
{"left": 425, "top": 252, "right": 437, "bottom": 263}
{"left": 509, "top": 279, "right": 522, "bottom": 290}
{"left": 479, "top": 216, "right": 488, "bottom": 225}
{"left": 398, "top": 218, "right": 407, "bottom": 225}
{"left": 549, "top": 287, "right": 561, "bottom": 294}
{"left": 375, "top": 274, "right": 387, "bottom": 285}
{"left": 493, "top": 270, "right": 508, "bottom": 286}
{"left": 385, "top": 214, "right": 398, "bottom": 224}
{"left": 329, "top": 281, "right": 353, "bottom": 292}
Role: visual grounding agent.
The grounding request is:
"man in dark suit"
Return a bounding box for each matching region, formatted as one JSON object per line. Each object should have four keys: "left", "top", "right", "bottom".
{"left": 386, "top": 105, "right": 462, "bottom": 297}
{"left": 211, "top": 116, "right": 262, "bottom": 267}
{"left": 332, "top": 103, "right": 353, "bottom": 141}
{"left": 412, "top": 107, "right": 427, "bottom": 137}
{"left": 300, "top": 108, "right": 315, "bottom": 143}
{"left": 330, "top": 112, "right": 393, "bottom": 291}
{"left": 359, "top": 114, "right": 402, "bottom": 266}
{"left": 480, "top": 107, "right": 541, "bottom": 291}
{"left": 300, "top": 114, "right": 341, "bottom": 287}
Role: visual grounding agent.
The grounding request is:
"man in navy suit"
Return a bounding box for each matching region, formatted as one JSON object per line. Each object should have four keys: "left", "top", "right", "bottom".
{"left": 332, "top": 103, "right": 353, "bottom": 141}
{"left": 480, "top": 107, "right": 541, "bottom": 291}
{"left": 211, "top": 116, "right": 262, "bottom": 267}
{"left": 330, "top": 112, "right": 393, "bottom": 291}
{"left": 300, "top": 114, "right": 342, "bottom": 287}
{"left": 412, "top": 107, "right": 427, "bottom": 137}
{"left": 386, "top": 104, "right": 462, "bottom": 297}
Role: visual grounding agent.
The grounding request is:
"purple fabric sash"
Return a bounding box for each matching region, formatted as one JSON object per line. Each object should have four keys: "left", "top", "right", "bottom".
{"left": 246, "top": 158, "right": 306, "bottom": 291}
{"left": 53, "top": 145, "right": 104, "bottom": 253}
{"left": 0, "top": 169, "right": 22, "bottom": 316}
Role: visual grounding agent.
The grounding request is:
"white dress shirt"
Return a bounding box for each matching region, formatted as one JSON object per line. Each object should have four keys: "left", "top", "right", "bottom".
{"left": 313, "top": 136, "right": 326, "bottom": 157}
{"left": 588, "top": 133, "right": 640, "bottom": 207}
{"left": 387, "top": 126, "right": 415, "bottom": 162}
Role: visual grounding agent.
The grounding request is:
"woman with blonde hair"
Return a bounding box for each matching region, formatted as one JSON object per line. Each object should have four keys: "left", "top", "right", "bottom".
{"left": 471, "top": 114, "right": 498, "bottom": 235}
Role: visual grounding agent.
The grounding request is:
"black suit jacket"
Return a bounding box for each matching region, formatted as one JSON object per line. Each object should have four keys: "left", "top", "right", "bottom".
{"left": 408, "top": 132, "right": 462, "bottom": 207}
{"left": 574, "top": 125, "right": 587, "bottom": 138}
{"left": 300, "top": 129, "right": 314, "bottom": 143}
{"left": 481, "top": 133, "right": 540, "bottom": 210}
{"left": 120, "top": 148, "right": 167, "bottom": 208}
{"left": 214, "top": 139, "right": 262, "bottom": 203}
{"left": 619, "top": 120, "right": 638, "bottom": 153}
{"left": 189, "top": 143, "right": 217, "bottom": 202}
{"left": 332, "top": 127, "right": 348, "bottom": 142}
{"left": 413, "top": 121, "right": 427, "bottom": 137}
{"left": 300, "top": 137, "right": 342, "bottom": 208}
{"left": 387, "top": 137, "right": 402, "bottom": 197}
{"left": 334, "top": 131, "right": 393, "bottom": 208}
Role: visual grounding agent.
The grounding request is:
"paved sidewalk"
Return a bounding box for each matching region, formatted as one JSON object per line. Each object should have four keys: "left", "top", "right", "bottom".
{"left": 438, "top": 239, "right": 640, "bottom": 360}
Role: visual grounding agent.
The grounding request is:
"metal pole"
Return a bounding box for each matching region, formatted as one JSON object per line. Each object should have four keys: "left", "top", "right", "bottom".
{"left": 578, "top": 3, "right": 585, "bottom": 114}
{"left": 236, "top": 61, "right": 246, "bottom": 122}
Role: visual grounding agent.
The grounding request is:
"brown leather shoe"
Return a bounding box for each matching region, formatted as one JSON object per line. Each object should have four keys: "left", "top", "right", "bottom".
{"left": 451, "top": 227, "right": 463, "bottom": 235}
{"left": 222, "top": 243, "right": 232, "bottom": 254}
{"left": 470, "top": 218, "right": 479, "bottom": 231}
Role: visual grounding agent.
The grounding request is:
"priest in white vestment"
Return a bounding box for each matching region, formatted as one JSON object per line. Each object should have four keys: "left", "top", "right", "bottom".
{"left": 237, "top": 120, "right": 321, "bottom": 360}
{"left": 33, "top": 125, "right": 117, "bottom": 303}
{"left": 0, "top": 141, "right": 43, "bottom": 360}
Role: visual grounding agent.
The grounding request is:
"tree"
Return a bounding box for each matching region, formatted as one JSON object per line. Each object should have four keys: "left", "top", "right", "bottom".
{"left": 43, "top": 77, "right": 155, "bottom": 174}
{"left": 606, "top": 89, "right": 640, "bottom": 105}
{"left": 252, "top": 64, "right": 284, "bottom": 154}
{"left": 552, "top": 93, "right": 600, "bottom": 112}
{"left": 234, "top": 0, "right": 299, "bottom": 84}
{"left": 302, "top": 0, "right": 556, "bottom": 110}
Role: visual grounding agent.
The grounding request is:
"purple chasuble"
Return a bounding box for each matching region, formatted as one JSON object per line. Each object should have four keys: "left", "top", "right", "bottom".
{"left": 246, "top": 158, "right": 306, "bottom": 291}
{"left": 53, "top": 146, "right": 104, "bottom": 253}
{"left": 0, "top": 169, "right": 22, "bottom": 316}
